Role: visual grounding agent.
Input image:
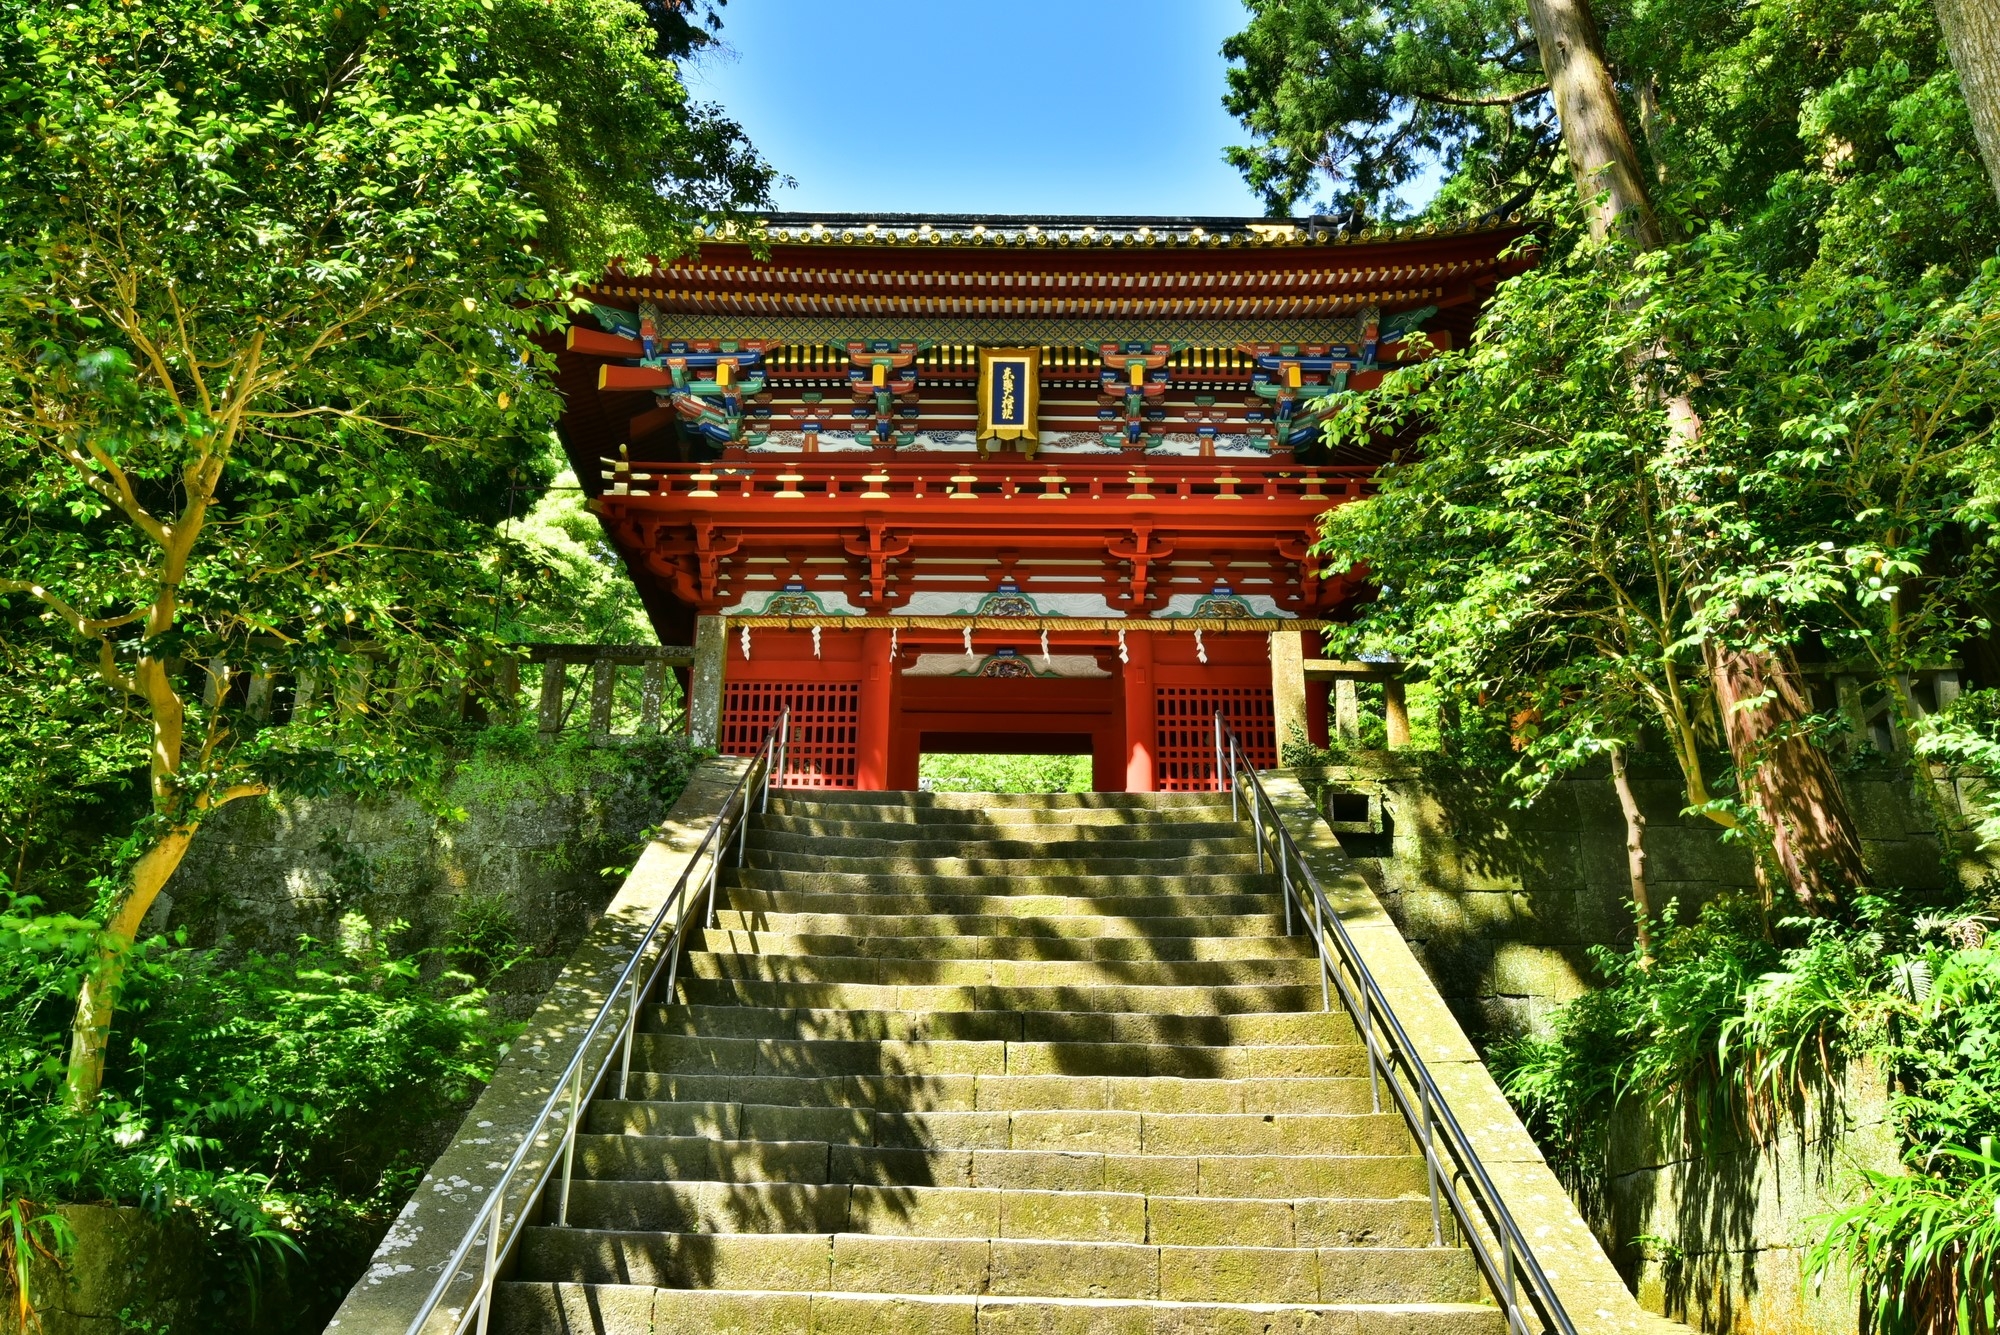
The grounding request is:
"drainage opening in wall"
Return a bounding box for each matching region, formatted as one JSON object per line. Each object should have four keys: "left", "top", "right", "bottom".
{"left": 1325, "top": 786, "right": 1395, "bottom": 858}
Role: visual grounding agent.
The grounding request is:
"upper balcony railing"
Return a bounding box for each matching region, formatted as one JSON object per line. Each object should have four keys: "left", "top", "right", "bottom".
{"left": 598, "top": 458, "right": 1377, "bottom": 506}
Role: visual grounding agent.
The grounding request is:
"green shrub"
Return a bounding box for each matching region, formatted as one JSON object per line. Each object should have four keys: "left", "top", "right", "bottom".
{"left": 0, "top": 893, "right": 517, "bottom": 1328}
{"left": 1494, "top": 891, "right": 2000, "bottom": 1333}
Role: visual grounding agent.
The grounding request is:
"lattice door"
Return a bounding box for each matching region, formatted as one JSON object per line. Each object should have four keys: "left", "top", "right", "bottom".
{"left": 1154, "top": 685, "right": 1276, "bottom": 792}
{"left": 722, "top": 681, "right": 860, "bottom": 789}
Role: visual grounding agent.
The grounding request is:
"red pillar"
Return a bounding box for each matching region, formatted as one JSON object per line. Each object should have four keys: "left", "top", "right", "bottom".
{"left": 1122, "top": 629, "right": 1155, "bottom": 792}
{"left": 856, "top": 627, "right": 893, "bottom": 790}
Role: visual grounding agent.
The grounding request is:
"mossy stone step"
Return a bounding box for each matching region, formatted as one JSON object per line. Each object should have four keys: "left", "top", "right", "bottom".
{"left": 746, "top": 850, "right": 1266, "bottom": 877}
{"left": 727, "top": 867, "right": 1283, "bottom": 896}
{"left": 774, "top": 790, "right": 1238, "bottom": 813}
{"left": 694, "top": 929, "right": 1316, "bottom": 964}
{"left": 616, "top": 1072, "right": 1378, "bottom": 1116}
{"left": 748, "top": 830, "right": 1254, "bottom": 860}
{"left": 572, "top": 1132, "right": 1429, "bottom": 1200}
{"left": 553, "top": 1179, "right": 1424, "bottom": 1244}
{"left": 632, "top": 1033, "right": 1367, "bottom": 1080}
{"left": 712, "top": 910, "right": 1291, "bottom": 940}
{"left": 725, "top": 889, "right": 1285, "bottom": 919}
{"left": 514, "top": 1231, "right": 1476, "bottom": 1304}
{"left": 682, "top": 952, "right": 1324, "bottom": 990}
{"left": 759, "top": 814, "right": 1254, "bottom": 840}
{"left": 645, "top": 1003, "right": 1352, "bottom": 1046}
{"left": 676, "top": 978, "right": 1327, "bottom": 1016}
{"left": 567, "top": 1132, "right": 1425, "bottom": 1201}
{"left": 493, "top": 1281, "right": 1505, "bottom": 1335}
{"left": 581, "top": 1104, "right": 1407, "bottom": 1157}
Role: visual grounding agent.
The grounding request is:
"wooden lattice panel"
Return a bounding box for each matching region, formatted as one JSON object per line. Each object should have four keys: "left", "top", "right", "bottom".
{"left": 1154, "top": 686, "right": 1276, "bottom": 792}
{"left": 722, "top": 681, "right": 860, "bottom": 790}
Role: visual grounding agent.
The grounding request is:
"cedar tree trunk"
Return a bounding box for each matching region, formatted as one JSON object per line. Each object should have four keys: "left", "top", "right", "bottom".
{"left": 1935, "top": 0, "right": 2000, "bottom": 207}
{"left": 1705, "top": 644, "right": 1867, "bottom": 914}
{"left": 1527, "top": 0, "right": 1870, "bottom": 914}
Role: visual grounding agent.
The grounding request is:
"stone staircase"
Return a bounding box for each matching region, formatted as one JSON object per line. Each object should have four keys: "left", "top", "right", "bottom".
{"left": 493, "top": 790, "right": 1503, "bottom": 1334}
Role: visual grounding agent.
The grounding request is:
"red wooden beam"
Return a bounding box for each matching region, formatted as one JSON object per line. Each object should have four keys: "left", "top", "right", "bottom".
{"left": 569, "top": 326, "right": 646, "bottom": 358}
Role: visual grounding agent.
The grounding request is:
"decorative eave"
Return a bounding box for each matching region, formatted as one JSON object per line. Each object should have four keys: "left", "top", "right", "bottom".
{"left": 692, "top": 212, "right": 1525, "bottom": 250}
{"left": 584, "top": 215, "right": 1533, "bottom": 321}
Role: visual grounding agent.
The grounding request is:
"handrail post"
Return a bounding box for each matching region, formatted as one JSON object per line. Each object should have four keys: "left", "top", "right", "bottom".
{"left": 1311, "top": 874, "right": 1330, "bottom": 1012}
{"left": 1250, "top": 780, "right": 1264, "bottom": 874}
{"left": 1228, "top": 736, "right": 1240, "bottom": 820}
{"left": 618, "top": 971, "right": 642, "bottom": 1100}
{"left": 1278, "top": 827, "right": 1293, "bottom": 936}
{"left": 1421, "top": 1082, "right": 1445, "bottom": 1247}
{"left": 705, "top": 827, "right": 723, "bottom": 930}
{"left": 1361, "top": 985, "right": 1382, "bottom": 1114}
{"left": 1213, "top": 712, "right": 1223, "bottom": 794}
{"left": 555, "top": 1063, "right": 583, "bottom": 1227}
{"left": 1502, "top": 1225, "right": 1521, "bottom": 1335}
{"left": 776, "top": 705, "right": 790, "bottom": 792}
{"left": 474, "top": 1182, "right": 502, "bottom": 1335}
{"left": 737, "top": 783, "right": 753, "bottom": 866}
{"left": 665, "top": 922, "right": 685, "bottom": 1002}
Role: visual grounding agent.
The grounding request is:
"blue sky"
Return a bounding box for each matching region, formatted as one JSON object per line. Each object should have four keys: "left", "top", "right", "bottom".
{"left": 682, "top": 1, "right": 1274, "bottom": 218}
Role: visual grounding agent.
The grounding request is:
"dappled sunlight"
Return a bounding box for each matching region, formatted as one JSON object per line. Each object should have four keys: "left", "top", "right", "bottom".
{"left": 493, "top": 785, "right": 1499, "bottom": 1330}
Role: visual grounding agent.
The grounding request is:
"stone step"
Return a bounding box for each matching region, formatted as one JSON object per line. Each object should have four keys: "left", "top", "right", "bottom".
{"left": 572, "top": 1135, "right": 1424, "bottom": 1191}
{"left": 586, "top": 1107, "right": 1408, "bottom": 1157}
{"left": 631, "top": 1034, "right": 1365, "bottom": 1080}
{"left": 745, "top": 849, "right": 1266, "bottom": 876}
{"left": 682, "top": 952, "right": 1325, "bottom": 990}
{"left": 723, "top": 888, "right": 1285, "bottom": 920}
{"left": 731, "top": 868, "right": 1282, "bottom": 897}
{"left": 514, "top": 1232, "right": 1477, "bottom": 1304}
{"left": 677, "top": 978, "right": 1326, "bottom": 1016}
{"left": 494, "top": 1282, "right": 1504, "bottom": 1335}
{"left": 758, "top": 813, "right": 1254, "bottom": 841}
{"left": 773, "top": 791, "right": 1239, "bottom": 814}
{"left": 695, "top": 929, "right": 1316, "bottom": 964}
{"left": 618, "top": 1072, "right": 1376, "bottom": 1116}
{"left": 486, "top": 788, "right": 1505, "bottom": 1333}
{"left": 568, "top": 1133, "right": 1424, "bottom": 1202}
{"left": 748, "top": 830, "right": 1255, "bottom": 860}
{"left": 552, "top": 1179, "right": 1429, "bottom": 1246}
{"left": 646, "top": 1004, "right": 1353, "bottom": 1046}
{"left": 712, "top": 909, "right": 1290, "bottom": 940}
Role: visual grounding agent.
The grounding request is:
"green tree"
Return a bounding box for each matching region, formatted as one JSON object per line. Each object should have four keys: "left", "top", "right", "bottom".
{"left": 0, "top": 0, "right": 771, "bottom": 1109}
{"left": 1221, "top": 0, "right": 1556, "bottom": 222}
{"left": 1321, "top": 233, "right": 2000, "bottom": 917}
{"left": 1228, "top": 0, "right": 2000, "bottom": 911}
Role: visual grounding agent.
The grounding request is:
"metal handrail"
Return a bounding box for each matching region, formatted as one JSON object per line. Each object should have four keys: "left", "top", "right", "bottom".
{"left": 402, "top": 707, "right": 791, "bottom": 1335}
{"left": 1212, "top": 712, "right": 1575, "bottom": 1335}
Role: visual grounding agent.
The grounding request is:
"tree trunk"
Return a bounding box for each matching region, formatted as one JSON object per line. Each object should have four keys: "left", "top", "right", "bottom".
{"left": 1528, "top": 0, "right": 1869, "bottom": 915}
{"left": 1607, "top": 746, "right": 1654, "bottom": 956}
{"left": 1935, "top": 0, "right": 2000, "bottom": 207}
{"left": 64, "top": 825, "right": 200, "bottom": 1110}
{"left": 1705, "top": 643, "right": 1868, "bottom": 915}
{"left": 1524, "top": 0, "right": 1663, "bottom": 248}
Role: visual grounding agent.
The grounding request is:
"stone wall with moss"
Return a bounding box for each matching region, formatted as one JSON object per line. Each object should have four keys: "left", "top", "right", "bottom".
{"left": 1292, "top": 755, "right": 1980, "bottom": 1335}
{"left": 1601, "top": 1067, "right": 1900, "bottom": 1335}
{"left": 1298, "top": 753, "right": 1965, "bottom": 1045}
{"left": 161, "top": 728, "right": 697, "bottom": 1016}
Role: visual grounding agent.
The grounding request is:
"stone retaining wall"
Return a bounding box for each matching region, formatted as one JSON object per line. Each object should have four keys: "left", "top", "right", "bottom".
{"left": 162, "top": 741, "right": 678, "bottom": 1017}
{"left": 1291, "top": 755, "right": 1985, "bottom": 1335}
{"left": 1605, "top": 1068, "right": 1900, "bottom": 1335}
{"left": 1299, "top": 755, "right": 1970, "bottom": 1045}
